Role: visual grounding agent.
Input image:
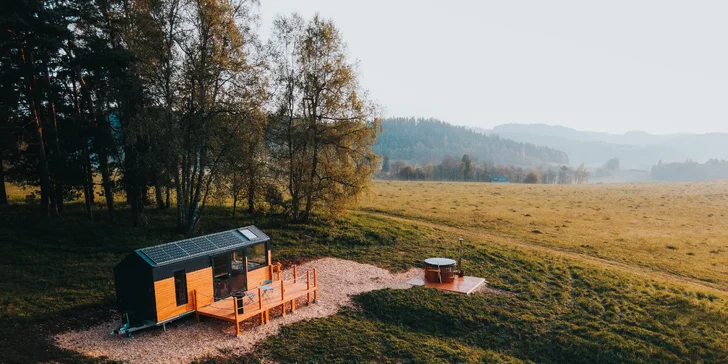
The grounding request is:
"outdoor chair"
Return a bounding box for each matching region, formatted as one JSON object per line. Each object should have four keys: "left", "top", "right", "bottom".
{"left": 259, "top": 280, "right": 274, "bottom": 297}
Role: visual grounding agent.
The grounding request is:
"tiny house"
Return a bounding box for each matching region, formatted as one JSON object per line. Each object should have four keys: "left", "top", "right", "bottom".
{"left": 112, "top": 226, "right": 274, "bottom": 335}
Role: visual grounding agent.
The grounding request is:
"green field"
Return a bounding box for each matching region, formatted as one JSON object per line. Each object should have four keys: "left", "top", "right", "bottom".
{"left": 1, "top": 181, "right": 727, "bottom": 363}
{"left": 360, "top": 181, "right": 728, "bottom": 292}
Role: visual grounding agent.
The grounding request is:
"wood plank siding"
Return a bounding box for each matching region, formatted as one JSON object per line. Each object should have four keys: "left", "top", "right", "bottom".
{"left": 246, "top": 265, "right": 273, "bottom": 288}
{"left": 154, "top": 267, "right": 214, "bottom": 322}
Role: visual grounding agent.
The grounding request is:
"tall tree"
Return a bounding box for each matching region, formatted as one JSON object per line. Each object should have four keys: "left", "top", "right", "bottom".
{"left": 269, "top": 14, "right": 380, "bottom": 221}
{"left": 381, "top": 155, "right": 390, "bottom": 174}
{"left": 461, "top": 154, "right": 472, "bottom": 181}
{"left": 170, "top": 0, "right": 261, "bottom": 234}
{"left": 2, "top": 0, "right": 69, "bottom": 216}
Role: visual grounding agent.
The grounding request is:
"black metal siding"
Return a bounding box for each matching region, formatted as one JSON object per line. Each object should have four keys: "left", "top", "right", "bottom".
{"left": 113, "top": 253, "right": 155, "bottom": 326}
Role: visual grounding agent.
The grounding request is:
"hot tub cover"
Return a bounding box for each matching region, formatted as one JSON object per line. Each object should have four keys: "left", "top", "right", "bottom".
{"left": 424, "top": 258, "right": 457, "bottom": 267}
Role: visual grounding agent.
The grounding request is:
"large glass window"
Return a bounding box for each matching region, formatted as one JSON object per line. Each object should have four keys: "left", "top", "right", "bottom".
{"left": 174, "top": 270, "right": 188, "bottom": 306}
{"left": 246, "top": 243, "right": 267, "bottom": 271}
{"left": 230, "top": 249, "right": 246, "bottom": 293}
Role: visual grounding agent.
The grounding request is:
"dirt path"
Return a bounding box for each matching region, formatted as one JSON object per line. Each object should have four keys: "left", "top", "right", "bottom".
{"left": 54, "top": 258, "right": 422, "bottom": 364}
{"left": 355, "top": 210, "right": 728, "bottom": 296}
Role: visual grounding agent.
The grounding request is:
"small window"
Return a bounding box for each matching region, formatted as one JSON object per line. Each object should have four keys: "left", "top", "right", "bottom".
{"left": 246, "top": 243, "right": 267, "bottom": 271}
{"left": 174, "top": 270, "right": 188, "bottom": 306}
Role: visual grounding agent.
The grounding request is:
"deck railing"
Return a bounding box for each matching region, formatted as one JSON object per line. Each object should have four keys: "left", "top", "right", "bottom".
{"left": 193, "top": 264, "right": 318, "bottom": 336}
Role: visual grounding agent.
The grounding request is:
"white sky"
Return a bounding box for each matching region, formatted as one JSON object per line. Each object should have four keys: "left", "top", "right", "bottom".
{"left": 256, "top": 1, "right": 728, "bottom": 134}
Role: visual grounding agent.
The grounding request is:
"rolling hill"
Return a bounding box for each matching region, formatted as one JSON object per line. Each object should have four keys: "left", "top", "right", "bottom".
{"left": 374, "top": 118, "right": 569, "bottom": 166}
{"left": 478, "top": 123, "right": 728, "bottom": 169}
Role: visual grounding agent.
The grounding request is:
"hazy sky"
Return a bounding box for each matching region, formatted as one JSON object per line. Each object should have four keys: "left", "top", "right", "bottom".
{"left": 257, "top": 1, "right": 728, "bottom": 134}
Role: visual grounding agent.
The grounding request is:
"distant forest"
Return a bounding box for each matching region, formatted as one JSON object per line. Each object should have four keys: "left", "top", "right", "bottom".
{"left": 379, "top": 154, "right": 590, "bottom": 185}
{"left": 651, "top": 160, "right": 728, "bottom": 182}
{"left": 374, "top": 118, "right": 569, "bottom": 167}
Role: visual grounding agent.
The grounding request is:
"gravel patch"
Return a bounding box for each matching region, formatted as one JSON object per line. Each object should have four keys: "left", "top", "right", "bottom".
{"left": 54, "top": 258, "right": 423, "bottom": 364}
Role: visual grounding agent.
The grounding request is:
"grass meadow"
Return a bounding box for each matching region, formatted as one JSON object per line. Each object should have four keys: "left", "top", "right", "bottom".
{"left": 1, "top": 181, "right": 727, "bottom": 363}
{"left": 360, "top": 181, "right": 728, "bottom": 291}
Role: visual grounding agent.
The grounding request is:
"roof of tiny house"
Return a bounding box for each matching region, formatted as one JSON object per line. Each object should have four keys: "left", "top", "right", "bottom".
{"left": 134, "top": 226, "right": 270, "bottom": 267}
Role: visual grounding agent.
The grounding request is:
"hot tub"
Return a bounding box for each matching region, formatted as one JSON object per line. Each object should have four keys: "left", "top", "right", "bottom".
{"left": 424, "top": 257, "right": 457, "bottom": 283}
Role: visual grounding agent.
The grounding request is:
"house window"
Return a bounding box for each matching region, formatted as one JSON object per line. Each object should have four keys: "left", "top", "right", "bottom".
{"left": 174, "top": 270, "right": 188, "bottom": 306}
{"left": 246, "top": 243, "right": 267, "bottom": 271}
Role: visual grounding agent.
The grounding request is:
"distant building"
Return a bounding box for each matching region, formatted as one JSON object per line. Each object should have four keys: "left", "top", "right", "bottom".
{"left": 491, "top": 176, "right": 509, "bottom": 183}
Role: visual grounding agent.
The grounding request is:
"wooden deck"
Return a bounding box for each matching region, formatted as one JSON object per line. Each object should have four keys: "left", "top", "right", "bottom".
{"left": 407, "top": 275, "right": 486, "bottom": 295}
{"left": 194, "top": 266, "right": 318, "bottom": 336}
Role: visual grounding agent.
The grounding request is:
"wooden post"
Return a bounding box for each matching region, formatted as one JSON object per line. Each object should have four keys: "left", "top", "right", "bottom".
{"left": 244, "top": 256, "right": 249, "bottom": 280}
{"left": 276, "top": 262, "right": 282, "bottom": 281}
{"left": 194, "top": 290, "right": 200, "bottom": 323}
{"left": 307, "top": 271, "right": 311, "bottom": 305}
{"left": 280, "top": 279, "right": 285, "bottom": 300}
{"left": 291, "top": 296, "right": 296, "bottom": 311}
{"left": 258, "top": 288, "right": 264, "bottom": 324}
{"left": 313, "top": 267, "right": 318, "bottom": 302}
{"left": 233, "top": 295, "right": 240, "bottom": 336}
{"left": 293, "top": 265, "right": 297, "bottom": 283}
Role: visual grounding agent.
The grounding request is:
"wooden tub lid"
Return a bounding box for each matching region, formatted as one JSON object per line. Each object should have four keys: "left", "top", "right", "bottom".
{"left": 424, "top": 258, "right": 456, "bottom": 267}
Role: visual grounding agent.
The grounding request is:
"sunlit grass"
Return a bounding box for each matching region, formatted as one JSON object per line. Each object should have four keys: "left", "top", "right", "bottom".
{"left": 358, "top": 180, "right": 728, "bottom": 289}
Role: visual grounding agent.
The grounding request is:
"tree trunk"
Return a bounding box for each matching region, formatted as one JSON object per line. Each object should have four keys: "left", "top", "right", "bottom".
{"left": 83, "top": 141, "right": 94, "bottom": 219}
{"left": 302, "top": 132, "right": 318, "bottom": 222}
{"left": 20, "top": 47, "right": 57, "bottom": 217}
{"left": 155, "top": 177, "right": 165, "bottom": 209}
{"left": 123, "top": 134, "right": 145, "bottom": 226}
{"left": 70, "top": 65, "right": 93, "bottom": 219}
{"left": 43, "top": 53, "right": 64, "bottom": 215}
{"left": 232, "top": 195, "right": 237, "bottom": 219}
{"left": 73, "top": 64, "right": 113, "bottom": 222}
{"left": 247, "top": 183, "right": 255, "bottom": 214}
{"left": 97, "top": 147, "right": 116, "bottom": 223}
{"left": 0, "top": 158, "right": 7, "bottom": 205}
{"left": 175, "top": 170, "right": 185, "bottom": 230}
{"left": 165, "top": 184, "right": 171, "bottom": 209}
{"left": 94, "top": 108, "right": 116, "bottom": 223}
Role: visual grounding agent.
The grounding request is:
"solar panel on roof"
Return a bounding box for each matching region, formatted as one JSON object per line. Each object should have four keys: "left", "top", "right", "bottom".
{"left": 142, "top": 246, "right": 172, "bottom": 264}
{"left": 239, "top": 229, "right": 258, "bottom": 240}
{"left": 177, "top": 238, "right": 206, "bottom": 256}
{"left": 208, "top": 231, "right": 240, "bottom": 248}
{"left": 139, "top": 227, "right": 268, "bottom": 266}
{"left": 166, "top": 244, "right": 188, "bottom": 260}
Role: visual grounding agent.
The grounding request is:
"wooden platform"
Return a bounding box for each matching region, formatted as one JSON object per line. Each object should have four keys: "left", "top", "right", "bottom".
{"left": 407, "top": 275, "right": 486, "bottom": 295}
{"left": 195, "top": 267, "right": 318, "bottom": 336}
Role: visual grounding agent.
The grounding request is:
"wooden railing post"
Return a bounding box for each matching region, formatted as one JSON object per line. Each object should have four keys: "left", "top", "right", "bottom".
{"left": 280, "top": 279, "right": 285, "bottom": 301}
{"left": 307, "top": 271, "right": 311, "bottom": 305}
{"left": 293, "top": 265, "right": 297, "bottom": 283}
{"left": 281, "top": 279, "right": 286, "bottom": 316}
{"left": 276, "top": 262, "right": 282, "bottom": 280}
{"left": 313, "top": 267, "right": 318, "bottom": 302}
{"left": 194, "top": 290, "right": 200, "bottom": 323}
{"left": 258, "top": 287, "right": 265, "bottom": 324}
{"left": 233, "top": 295, "right": 240, "bottom": 336}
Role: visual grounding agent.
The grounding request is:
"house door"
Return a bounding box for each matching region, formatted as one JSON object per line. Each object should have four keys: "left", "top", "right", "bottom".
{"left": 212, "top": 254, "right": 231, "bottom": 299}
{"left": 212, "top": 251, "right": 247, "bottom": 300}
